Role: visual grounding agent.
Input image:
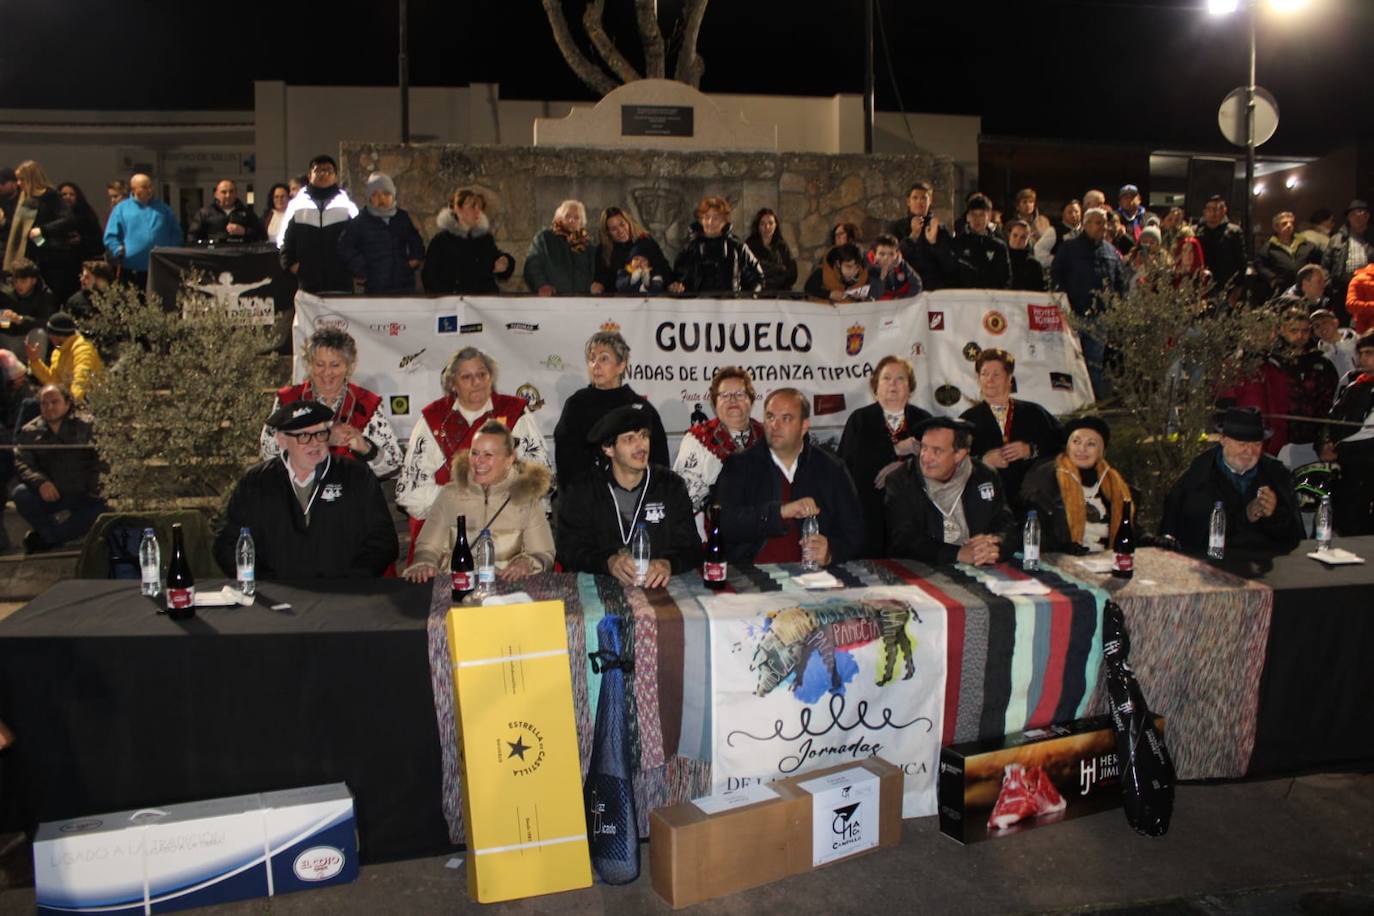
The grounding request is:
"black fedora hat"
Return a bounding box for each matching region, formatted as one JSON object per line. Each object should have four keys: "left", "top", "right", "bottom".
{"left": 1217, "top": 406, "right": 1270, "bottom": 442}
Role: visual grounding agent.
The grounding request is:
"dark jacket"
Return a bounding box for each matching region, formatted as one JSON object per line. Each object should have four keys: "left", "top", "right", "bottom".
{"left": 523, "top": 228, "right": 598, "bottom": 294}
{"left": 745, "top": 233, "right": 798, "bottom": 292}
{"left": 673, "top": 222, "right": 763, "bottom": 295}
{"left": 214, "top": 454, "right": 398, "bottom": 579}
{"left": 714, "top": 438, "right": 865, "bottom": 566}
{"left": 950, "top": 230, "right": 1012, "bottom": 289}
{"left": 1323, "top": 224, "right": 1374, "bottom": 299}
{"left": 1009, "top": 247, "right": 1047, "bottom": 292}
{"left": 1051, "top": 232, "right": 1126, "bottom": 317}
{"left": 15, "top": 413, "right": 101, "bottom": 500}
{"left": 1328, "top": 373, "right": 1374, "bottom": 459}
{"left": 421, "top": 209, "right": 514, "bottom": 294}
{"left": 280, "top": 186, "right": 357, "bottom": 293}
{"left": 1255, "top": 236, "right": 1319, "bottom": 298}
{"left": 0, "top": 282, "right": 57, "bottom": 337}
{"left": 898, "top": 222, "right": 960, "bottom": 291}
{"left": 187, "top": 199, "right": 266, "bottom": 244}
{"left": 803, "top": 265, "right": 876, "bottom": 302}
{"left": 959, "top": 399, "right": 1063, "bottom": 509}
{"left": 883, "top": 457, "right": 1019, "bottom": 565}
{"left": 1196, "top": 220, "right": 1246, "bottom": 294}
{"left": 838, "top": 402, "right": 931, "bottom": 558}
{"left": 22, "top": 188, "right": 76, "bottom": 257}
{"left": 595, "top": 234, "right": 673, "bottom": 291}
{"left": 337, "top": 207, "right": 425, "bottom": 294}
{"left": 554, "top": 463, "right": 701, "bottom": 576}
{"left": 1160, "top": 447, "right": 1304, "bottom": 557}
{"left": 553, "top": 384, "right": 670, "bottom": 489}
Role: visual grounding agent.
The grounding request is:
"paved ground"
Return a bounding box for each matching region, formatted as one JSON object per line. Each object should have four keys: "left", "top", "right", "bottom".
{"left": 3, "top": 773, "right": 1371, "bottom": 915}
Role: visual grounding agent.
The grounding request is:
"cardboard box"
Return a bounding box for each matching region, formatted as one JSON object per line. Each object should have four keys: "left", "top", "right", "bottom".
{"left": 447, "top": 600, "right": 592, "bottom": 903}
{"left": 34, "top": 783, "right": 357, "bottom": 914}
{"left": 651, "top": 757, "right": 902, "bottom": 908}
{"left": 938, "top": 715, "right": 1165, "bottom": 844}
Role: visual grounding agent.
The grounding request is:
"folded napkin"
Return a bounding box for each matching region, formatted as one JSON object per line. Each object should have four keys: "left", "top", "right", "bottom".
{"left": 1306, "top": 548, "right": 1365, "bottom": 566}
{"left": 984, "top": 578, "right": 1052, "bottom": 596}
{"left": 1076, "top": 555, "right": 1118, "bottom": 574}
{"left": 482, "top": 591, "right": 535, "bottom": 605}
{"left": 791, "top": 571, "right": 843, "bottom": 589}
{"left": 192, "top": 585, "right": 254, "bottom": 607}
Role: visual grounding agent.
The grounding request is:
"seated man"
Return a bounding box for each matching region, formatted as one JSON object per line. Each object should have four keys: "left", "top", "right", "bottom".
{"left": 883, "top": 416, "right": 1018, "bottom": 566}
{"left": 13, "top": 384, "right": 105, "bottom": 553}
{"left": 214, "top": 400, "right": 398, "bottom": 578}
{"left": 1324, "top": 333, "right": 1374, "bottom": 534}
{"left": 26, "top": 312, "right": 104, "bottom": 405}
{"left": 714, "top": 388, "right": 864, "bottom": 567}
{"left": 1161, "top": 407, "right": 1304, "bottom": 557}
{"left": 0, "top": 258, "right": 55, "bottom": 355}
{"left": 555, "top": 403, "right": 700, "bottom": 587}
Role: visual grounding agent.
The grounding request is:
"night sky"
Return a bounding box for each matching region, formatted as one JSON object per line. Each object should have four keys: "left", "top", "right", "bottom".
{"left": 4, "top": 0, "right": 1369, "bottom": 155}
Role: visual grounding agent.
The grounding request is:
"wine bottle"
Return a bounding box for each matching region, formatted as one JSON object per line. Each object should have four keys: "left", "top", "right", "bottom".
{"left": 450, "top": 515, "right": 475, "bottom": 603}
{"left": 702, "top": 504, "right": 727, "bottom": 590}
{"left": 165, "top": 523, "right": 195, "bottom": 620}
{"left": 1112, "top": 500, "right": 1135, "bottom": 580}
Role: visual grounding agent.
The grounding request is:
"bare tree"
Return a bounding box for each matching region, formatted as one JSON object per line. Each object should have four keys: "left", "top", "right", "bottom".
{"left": 542, "top": 0, "right": 710, "bottom": 96}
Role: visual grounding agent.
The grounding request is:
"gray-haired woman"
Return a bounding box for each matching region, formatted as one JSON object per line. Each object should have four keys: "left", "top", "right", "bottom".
{"left": 259, "top": 328, "right": 402, "bottom": 477}
{"left": 552, "top": 330, "right": 669, "bottom": 488}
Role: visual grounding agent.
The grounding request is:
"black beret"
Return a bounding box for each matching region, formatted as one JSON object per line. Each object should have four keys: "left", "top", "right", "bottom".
{"left": 1063, "top": 415, "right": 1112, "bottom": 448}
{"left": 587, "top": 403, "right": 652, "bottom": 446}
{"left": 267, "top": 400, "right": 335, "bottom": 431}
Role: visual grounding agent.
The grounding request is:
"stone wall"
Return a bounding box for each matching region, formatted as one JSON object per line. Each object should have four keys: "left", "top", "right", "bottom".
{"left": 341, "top": 144, "right": 956, "bottom": 291}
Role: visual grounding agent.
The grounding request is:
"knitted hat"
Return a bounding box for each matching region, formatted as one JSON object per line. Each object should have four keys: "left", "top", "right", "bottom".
{"left": 1139, "top": 226, "right": 1162, "bottom": 247}
{"left": 366, "top": 173, "right": 397, "bottom": 198}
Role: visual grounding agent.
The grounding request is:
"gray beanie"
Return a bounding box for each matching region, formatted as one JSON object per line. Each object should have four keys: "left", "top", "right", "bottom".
{"left": 1139, "top": 225, "right": 1162, "bottom": 247}
{"left": 366, "top": 172, "right": 396, "bottom": 198}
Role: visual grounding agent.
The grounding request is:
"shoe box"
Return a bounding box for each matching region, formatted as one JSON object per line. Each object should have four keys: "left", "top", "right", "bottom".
{"left": 938, "top": 714, "right": 1164, "bottom": 845}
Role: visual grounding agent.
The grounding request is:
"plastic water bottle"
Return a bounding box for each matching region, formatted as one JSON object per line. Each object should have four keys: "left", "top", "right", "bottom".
{"left": 235, "top": 527, "right": 256, "bottom": 598}
{"left": 475, "top": 528, "right": 496, "bottom": 590}
{"left": 1207, "top": 501, "right": 1226, "bottom": 560}
{"left": 1315, "top": 496, "right": 1333, "bottom": 552}
{"left": 631, "top": 523, "right": 651, "bottom": 587}
{"left": 1023, "top": 510, "right": 1041, "bottom": 571}
{"left": 800, "top": 515, "right": 821, "bottom": 571}
{"left": 139, "top": 528, "right": 161, "bottom": 597}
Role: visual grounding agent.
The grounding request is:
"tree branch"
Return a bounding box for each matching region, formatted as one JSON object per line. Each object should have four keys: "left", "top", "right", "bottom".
{"left": 634, "top": 0, "right": 666, "bottom": 79}
{"left": 584, "top": 0, "right": 642, "bottom": 85}
{"left": 673, "top": 0, "right": 709, "bottom": 87}
{"left": 540, "top": 0, "right": 618, "bottom": 96}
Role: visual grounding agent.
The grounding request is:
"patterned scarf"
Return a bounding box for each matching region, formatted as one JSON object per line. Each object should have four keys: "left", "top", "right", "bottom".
{"left": 1055, "top": 453, "right": 1132, "bottom": 546}
{"left": 554, "top": 220, "right": 591, "bottom": 253}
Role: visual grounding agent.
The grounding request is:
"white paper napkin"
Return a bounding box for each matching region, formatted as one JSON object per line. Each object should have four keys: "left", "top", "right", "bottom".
{"left": 1306, "top": 548, "right": 1365, "bottom": 566}
{"left": 985, "top": 579, "right": 1052, "bottom": 596}
{"left": 791, "top": 571, "right": 843, "bottom": 589}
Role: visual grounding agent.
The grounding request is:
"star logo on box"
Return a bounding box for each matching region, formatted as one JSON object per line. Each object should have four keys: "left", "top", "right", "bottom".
{"left": 503, "top": 720, "right": 546, "bottom": 776}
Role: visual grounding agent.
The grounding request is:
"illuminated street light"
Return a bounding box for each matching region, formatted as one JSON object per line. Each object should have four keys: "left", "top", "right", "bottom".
{"left": 1285, "top": 174, "right": 1300, "bottom": 190}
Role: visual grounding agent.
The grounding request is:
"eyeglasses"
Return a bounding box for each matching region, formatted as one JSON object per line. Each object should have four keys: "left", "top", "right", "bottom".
{"left": 717, "top": 391, "right": 751, "bottom": 402}
{"left": 281, "top": 428, "right": 331, "bottom": 443}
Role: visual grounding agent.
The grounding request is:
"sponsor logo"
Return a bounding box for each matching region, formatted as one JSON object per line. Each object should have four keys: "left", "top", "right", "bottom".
{"left": 503, "top": 720, "right": 547, "bottom": 776}
{"left": 398, "top": 348, "right": 426, "bottom": 371}
{"left": 962, "top": 341, "right": 982, "bottom": 362}
{"left": 1028, "top": 303, "right": 1065, "bottom": 332}
{"left": 928, "top": 311, "right": 945, "bottom": 331}
{"left": 320, "top": 483, "right": 343, "bottom": 502}
{"left": 845, "top": 323, "right": 865, "bottom": 357}
{"left": 600, "top": 319, "right": 621, "bottom": 334}
{"left": 910, "top": 342, "right": 925, "bottom": 358}
{"left": 460, "top": 322, "right": 483, "bottom": 334}
{"left": 390, "top": 395, "right": 411, "bottom": 415}
{"left": 540, "top": 355, "right": 565, "bottom": 371}
{"left": 293, "top": 846, "right": 346, "bottom": 882}
{"left": 314, "top": 313, "right": 349, "bottom": 332}
{"left": 978, "top": 482, "right": 995, "bottom": 501}
{"left": 831, "top": 802, "right": 863, "bottom": 849}
{"left": 515, "top": 383, "right": 545, "bottom": 411}
{"left": 1050, "top": 371, "right": 1074, "bottom": 391}
{"left": 644, "top": 501, "right": 666, "bottom": 523}
{"left": 59, "top": 819, "right": 104, "bottom": 834}
{"left": 982, "top": 310, "right": 1008, "bottom": 335}
{"left": 934, "top": 384, "right": 963, "bottom": 407}
{"left": 436, "top": 314, "right": 459, "bottom": 334}
{"left": 813, "top": 393, "right": 846, "bottom": 416}
{"left": 369, "top": 322, "right": 406, "bottom": 336}
{"left": 506, "top": 322, "right": 539, "bottom": 333}
{"left": 291, "top": 405, "right": 313, "bottom": 419}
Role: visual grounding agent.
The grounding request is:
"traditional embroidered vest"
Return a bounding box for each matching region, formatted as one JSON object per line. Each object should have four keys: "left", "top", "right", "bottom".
{"left": 688, "top": 417, "right": 765, "bottom": 461}
{"left": 277, "top": 382, "right": 383, "bottom": 459}
{"left": 420, "top": 392, "right": 529, "bottom": 485}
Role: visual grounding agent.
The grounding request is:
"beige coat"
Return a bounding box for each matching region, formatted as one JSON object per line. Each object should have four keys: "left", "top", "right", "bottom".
{"left": 406, "top": 455, "right": 554, "bottom": 574}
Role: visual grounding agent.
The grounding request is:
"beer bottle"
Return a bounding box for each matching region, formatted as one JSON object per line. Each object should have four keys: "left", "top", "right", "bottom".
{"left": 450, "top": 515, "right": 475, "bottom": 603}
{"left": 702, "top": 504, "right": 728, "bottom": 590}
{"left": 1112, "top": 500, "right": 1135, "bottom": 580}
{"left": 165, "top": 523, "right": 196, "bottom": 619}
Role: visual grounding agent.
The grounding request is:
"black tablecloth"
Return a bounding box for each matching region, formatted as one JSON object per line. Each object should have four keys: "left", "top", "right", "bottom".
{"left": 0, "top": 579, "right": 452, "bottom": 863}
{"left": 1248, "top": 536, "right": 1374, "bottom": 776}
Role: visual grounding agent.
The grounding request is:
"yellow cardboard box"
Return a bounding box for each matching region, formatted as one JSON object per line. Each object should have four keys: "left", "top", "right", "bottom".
{"left": 447, "top": 600, "right": 592, "bottom": 903}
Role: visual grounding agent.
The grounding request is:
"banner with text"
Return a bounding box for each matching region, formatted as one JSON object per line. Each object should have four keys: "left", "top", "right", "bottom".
{"left": 701, "top": 586, "right": 948, "bottom": 818}
{"left": 294, "top": 290, "right": 1092, "bottom": 447}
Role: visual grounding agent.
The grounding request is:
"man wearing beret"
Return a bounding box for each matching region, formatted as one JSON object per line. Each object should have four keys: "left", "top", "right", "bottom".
{"left": 214, "top": 400, "right": 398, "bottom": 579}
{"left": 883, "top": 416, "right": 1019, "bottom": 566}
{"left": 714, "top": 388, "right": 864, "bottom": 567}
{"left": 1161, "top": 407, "right": 1304, "bottom": 557}
{"left": 555, "top": 402, "right": 700, "bottom": 587}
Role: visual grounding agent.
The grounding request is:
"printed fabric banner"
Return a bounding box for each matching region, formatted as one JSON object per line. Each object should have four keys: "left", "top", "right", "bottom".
{"left": 293, "top": 290, "right": 1092, "bottom": 450}
{"left": 700, "top": 586, "right": 948, "bottom": 818}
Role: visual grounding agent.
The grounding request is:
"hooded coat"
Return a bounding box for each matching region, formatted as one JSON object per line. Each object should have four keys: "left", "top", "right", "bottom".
{"left": 421, "top": 208, "right": 514, "bottom": 294}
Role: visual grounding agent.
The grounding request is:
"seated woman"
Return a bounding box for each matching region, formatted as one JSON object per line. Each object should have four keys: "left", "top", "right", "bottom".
{"left": 673, "top": 365, "right": 765, "bottom": 515}
{"left": 594, "top": 206, "right": 672, "bottom": 293}
{"left": 553, "top": 330, "right": 669, "bottom": 488}
{"left": 403, "top": 420, "right": 554, "bottom": 582}
{"left": 670, "top": 196, "right": 763, "bottom": 295}
{"left": 1019, "top": 416, "right": 1134, "bottom": 554}
{"left": 839, "top": 355, "right": 932, "bottom": 558}
{"left": 744, "top": 208, "right": 797, "bottom": 293}
{"left": 959, "top": 348, "right": 1062, "bottom": 508}
{"left": 422, "top": 188, "right": 515, "bottom": 294}
{"left": 523, "top": 199, "right": 599, "bottom": 295}
{"left": 260, "top": 328, "right": 402, "bottom": 477}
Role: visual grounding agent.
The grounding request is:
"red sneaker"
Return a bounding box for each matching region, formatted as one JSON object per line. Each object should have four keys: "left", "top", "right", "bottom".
{"left": 988, "top": 764, "right": 1039, "bottom": 830}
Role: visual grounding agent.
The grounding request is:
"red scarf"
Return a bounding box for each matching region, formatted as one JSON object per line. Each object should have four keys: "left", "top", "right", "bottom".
{"left": 689, "top": 417, "right": 765, "bottom": 461}
{"left": 277, "top": 382, "right": 382, "bottom": 459}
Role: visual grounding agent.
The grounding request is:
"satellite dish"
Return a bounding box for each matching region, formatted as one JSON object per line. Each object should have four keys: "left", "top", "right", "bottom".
{"left": 1218, "top": 86, "right": 1279, "bottom": 148}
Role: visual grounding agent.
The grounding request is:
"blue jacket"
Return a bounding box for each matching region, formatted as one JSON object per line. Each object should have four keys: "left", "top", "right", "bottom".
{"left": 103, "top": 197, "right": 183, "bottom": 272}
{"left": 337, "top": 207, "right": 425, "bottom": 294}
{"left": 1051, "top": 232, "right": 1126, "bottom": 317}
